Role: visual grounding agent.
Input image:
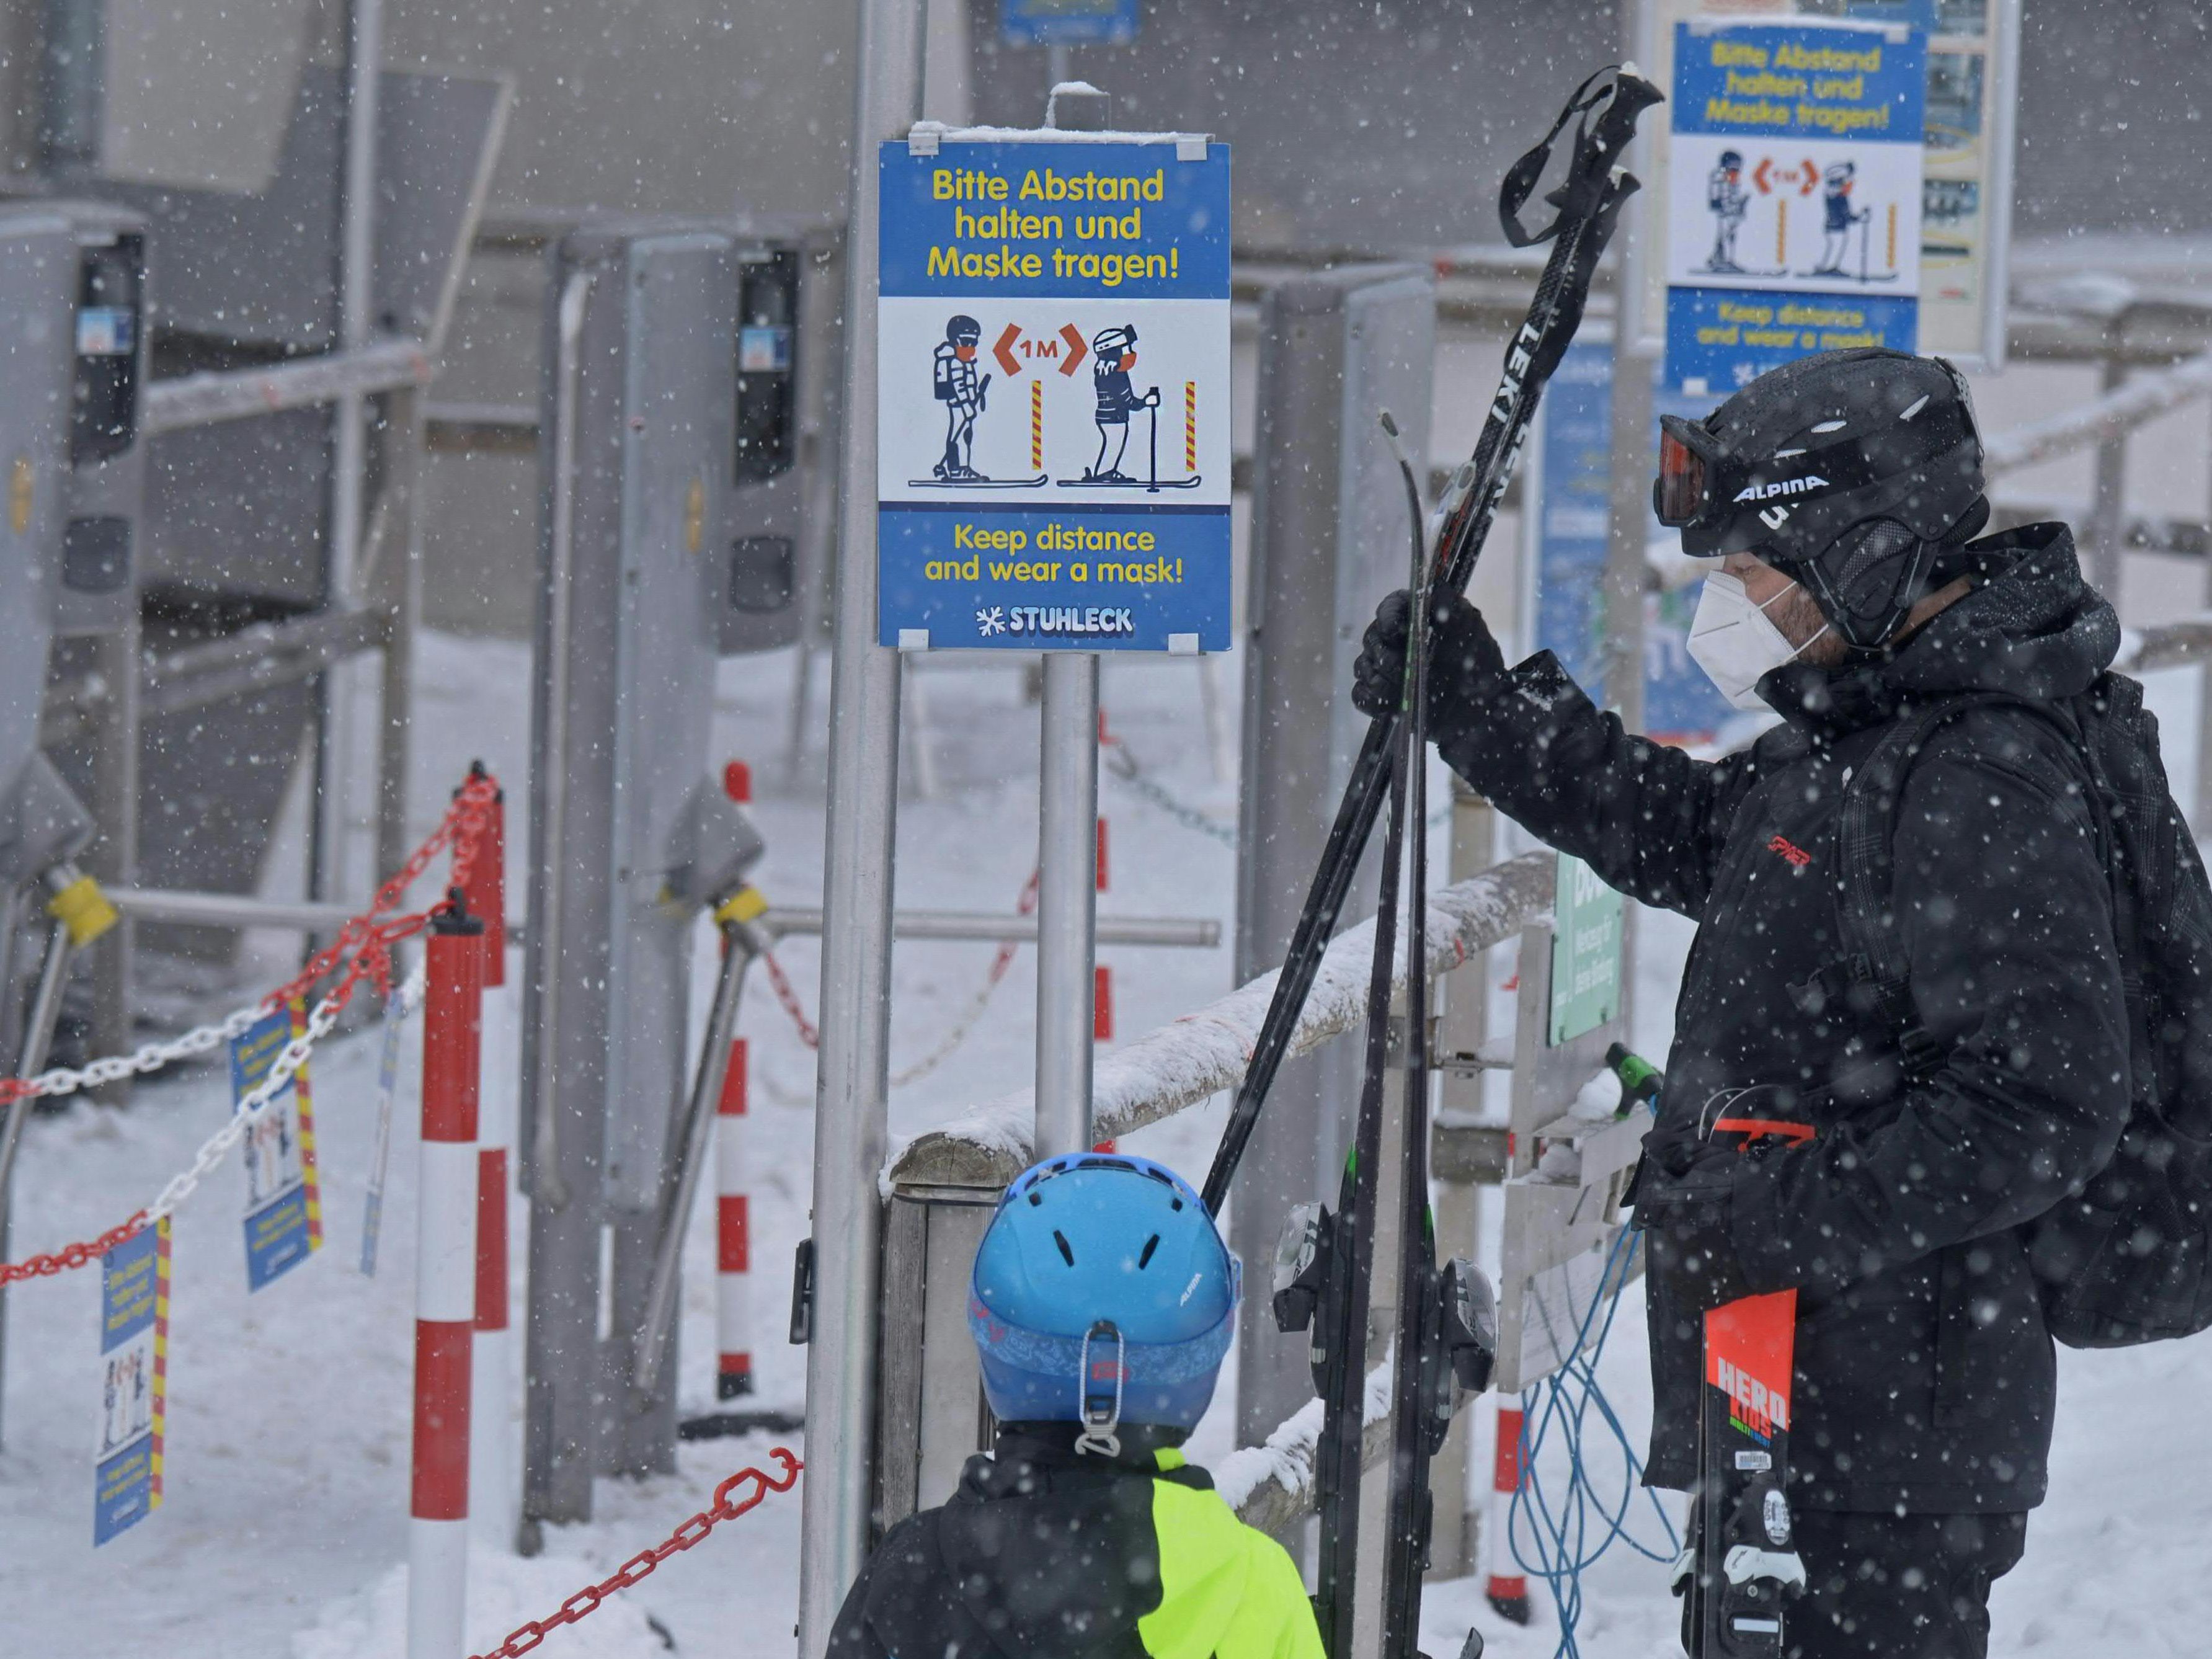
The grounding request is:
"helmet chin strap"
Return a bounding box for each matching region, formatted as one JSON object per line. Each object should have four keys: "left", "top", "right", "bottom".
{"left": 1077, "top": 1322, "right": 1127, "bottom": 1457}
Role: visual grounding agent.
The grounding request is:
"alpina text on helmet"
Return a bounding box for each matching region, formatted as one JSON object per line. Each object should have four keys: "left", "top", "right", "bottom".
{"left": 1733, "top": 474, "right": 1831, "bottom": 504}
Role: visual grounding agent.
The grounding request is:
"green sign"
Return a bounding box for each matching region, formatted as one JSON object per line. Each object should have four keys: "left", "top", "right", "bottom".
{"left": 1548, "top": 852, "right": 1623, "bottom": 1044}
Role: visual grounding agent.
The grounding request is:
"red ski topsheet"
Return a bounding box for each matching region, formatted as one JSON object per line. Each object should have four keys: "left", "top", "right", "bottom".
{"left": 1704, "top": 1289, "right": 1797, "bottom": 1441}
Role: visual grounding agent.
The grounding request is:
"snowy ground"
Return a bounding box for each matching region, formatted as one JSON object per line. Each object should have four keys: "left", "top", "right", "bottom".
{"left": 4, "top": 633, "right": 2212, "bottom": 1658}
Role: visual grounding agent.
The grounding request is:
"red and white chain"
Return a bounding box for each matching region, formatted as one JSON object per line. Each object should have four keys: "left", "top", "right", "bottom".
{"left": 0, "top": 772, "right": 493, "bottom": 1285}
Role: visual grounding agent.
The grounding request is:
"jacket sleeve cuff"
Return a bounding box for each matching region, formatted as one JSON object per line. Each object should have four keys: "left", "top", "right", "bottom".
{"left": 1433, "top": 651, "right": 1593, "bottom": 788}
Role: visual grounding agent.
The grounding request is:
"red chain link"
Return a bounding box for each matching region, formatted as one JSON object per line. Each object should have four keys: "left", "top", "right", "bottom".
{"left": 0, "top": 1212, "right": 151, "bottom": 1286}
{"left": 263, "top": 770, "right": 500, "bottom": 1015}
{"left": 760, "top": 867, "right": 1041, "bottom": 1052}
{"left": 469, "top": 1449, "right": 803, "bottom": 1659}
{"left": 0, "top": 770, "right": 500, "bottom": 1286}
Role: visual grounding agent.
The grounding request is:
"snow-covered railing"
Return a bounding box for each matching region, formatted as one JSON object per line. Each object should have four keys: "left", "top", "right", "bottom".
{"left": 885, "top": 850, "right": 1555, "bottom": 1194}
{"left": 2118, "top": 617, "right": 2212, "bottom": 675}
{"left": 1986, "top": 348, "right": 2212, "bottom": 479}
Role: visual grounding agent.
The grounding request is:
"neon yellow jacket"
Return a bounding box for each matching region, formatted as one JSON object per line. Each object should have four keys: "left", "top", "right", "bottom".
{"left": 828, "top": 1427, "right": 1323, "bottom": 1659}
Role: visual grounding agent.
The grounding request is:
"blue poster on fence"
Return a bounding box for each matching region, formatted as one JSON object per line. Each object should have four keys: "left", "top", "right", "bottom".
{"left": 876, "top": 132, "right": 1232, "bottom": 653}
{"left": 229, "top": 1003, "right": 323, "bottom": 1292}
{"left": 1001, "top": 0, "right": 1138, "bottom": 46}
{"left": 1663, "top": 17, "right": 1927, "bottom": 394}
{"left": 1526, "top": 340, "right": 1730, "bottom": 745}
{"left": 94, "top": 1221, "right": 167, "bottom": 1544}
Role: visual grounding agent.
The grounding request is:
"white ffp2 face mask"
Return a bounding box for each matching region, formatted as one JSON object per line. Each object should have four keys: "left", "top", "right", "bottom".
{"left": 1685, "top": 571, "right": 1828, "bottom": 712}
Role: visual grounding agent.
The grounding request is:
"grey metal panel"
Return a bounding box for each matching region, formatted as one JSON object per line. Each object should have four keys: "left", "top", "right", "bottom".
{"left": 0, "top": 210, "right": 78, "bottom": 808}
{"left": 372, "top": 69, "right": 513, "bottom": 354}
{"left": 142, "top": 408, "right": 331, "bottom": 603}
{"left": 1231, "top": 264, "right": 1435, "bottom": 1448}
{"left": 603, "top": 228, "right": 735, "bottom": 1209}
{"left": 104, "top": 66, "right": 510, "bottom": 353}
{"left": 53, "top": 200, "right": 151, "bottom": 638}
{"left": 522, "top": 216, "right": 737, "bottom": 1521}
{"left": 99, "top": 0, "right": 314, "bottom": 193}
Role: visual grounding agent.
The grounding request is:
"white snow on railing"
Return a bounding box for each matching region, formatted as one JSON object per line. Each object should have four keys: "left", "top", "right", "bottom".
{"left": 887, "top": 851, "right": 1554, "bottom": 1188}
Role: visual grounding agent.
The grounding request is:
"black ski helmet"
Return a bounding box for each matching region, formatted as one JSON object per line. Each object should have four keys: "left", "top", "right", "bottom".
{"left": 1654, "top": 349, "right": 1986, "bottom": 651}
{"left": 1719, "top": 149, "right": 1743, "bottom": 171}
{"left": 946, "top": 314, "right": 980, "bottom": 344}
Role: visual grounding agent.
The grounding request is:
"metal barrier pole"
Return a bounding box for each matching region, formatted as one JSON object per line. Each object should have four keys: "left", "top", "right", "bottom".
{"left": 1428, "top": 782, "right": 1495, "bottom": 1578}
{"left": 632, "top": 909, "right": 764, "bottom": 1402}
{"left": 2200, "top": 425, "right": 2212, "bottom": 835}
{"left": 1034, "top": 653, "right": 1099, "bottom": 1157}
{"left": 410, "top": 902, "right": 484, "bottom": 1659}
{"left": 716, "top": 1038, "right": 754, "bottom": 1400}
{"left": 2090, "top": 334, "right": 2130, "bottom": 602}
{"left": 463, "top": 776, "right": 513, "bottom": 1549}
{"left": 798, "top": 0, "right": 926, "bottom": 1647}
{"left": 0, "top": 879, "right": 87, "bottom": 1448}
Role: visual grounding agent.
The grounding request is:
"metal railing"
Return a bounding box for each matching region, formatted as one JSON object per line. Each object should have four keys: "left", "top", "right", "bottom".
{"left": 874, "top": 849, "right": 1555, "bottom": 1534}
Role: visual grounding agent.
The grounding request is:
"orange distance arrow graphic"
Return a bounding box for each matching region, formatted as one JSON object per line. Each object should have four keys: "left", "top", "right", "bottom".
{"left": 1058, "top": 322, "right": 1088, "bottom": 377}
{"left": 1754, "top": 157, "right": 1775, "bottom": 195}
{"left": 993, "top": 323, "right": 1024, "bottom": 378}
{"left": 1800, "top": 158, "right": 1819, "bottom": 196}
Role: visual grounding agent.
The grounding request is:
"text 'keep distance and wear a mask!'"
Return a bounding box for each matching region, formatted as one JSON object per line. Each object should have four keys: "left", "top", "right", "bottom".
{"left": 1684, "top": 570, "right": 1828, "bottom": 713}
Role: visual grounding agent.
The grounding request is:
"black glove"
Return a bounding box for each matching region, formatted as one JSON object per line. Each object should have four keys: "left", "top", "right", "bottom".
{"left": 1350, "top": 587, "right": 1506, "bottom": 734}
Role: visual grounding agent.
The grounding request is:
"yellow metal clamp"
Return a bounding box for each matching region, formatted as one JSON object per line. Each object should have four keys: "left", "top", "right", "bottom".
{"left": 714, "top": 886, "right": 769, "bottom": 927}
{"left": 48, "top": 874, "right": 120, "bottom": 948}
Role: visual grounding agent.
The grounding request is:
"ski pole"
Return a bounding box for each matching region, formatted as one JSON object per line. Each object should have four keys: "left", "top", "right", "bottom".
{"left": 1199, "top": 64, "right": 1661, "bottom": 1217}
{"left": 1147, "top": 399, "right": 1159, "bottom": 493}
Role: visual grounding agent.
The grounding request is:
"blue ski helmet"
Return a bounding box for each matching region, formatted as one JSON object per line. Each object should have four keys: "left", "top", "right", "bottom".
{"left": 969, "top": 1153, "right": 1239, "bottom": 1437}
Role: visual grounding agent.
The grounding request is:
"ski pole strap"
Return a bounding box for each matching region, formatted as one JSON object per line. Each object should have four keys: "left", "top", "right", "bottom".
{"left": 1499, "top": 64, "right": 1663, "bottom": 247}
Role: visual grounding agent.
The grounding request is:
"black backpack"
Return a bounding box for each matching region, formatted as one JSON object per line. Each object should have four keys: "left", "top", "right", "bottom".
{"left": 1819, "top": 674, "right": 2212, "bottom": 1348}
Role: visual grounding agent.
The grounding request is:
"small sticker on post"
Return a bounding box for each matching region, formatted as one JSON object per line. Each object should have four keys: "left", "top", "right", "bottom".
{"left": 1167, "top": 633, "right": 1199, "bottom": 656}
{"left": 898, "top": 628, "right": 931, "bottom": 651}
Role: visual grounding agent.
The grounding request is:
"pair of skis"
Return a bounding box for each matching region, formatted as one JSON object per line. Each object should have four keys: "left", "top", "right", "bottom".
{"left": 1218, "top": 64, "right": 1662, "bottom": 1659}
{"left": 1606, "top": 1047, "right": 1810, "bottom": 1658}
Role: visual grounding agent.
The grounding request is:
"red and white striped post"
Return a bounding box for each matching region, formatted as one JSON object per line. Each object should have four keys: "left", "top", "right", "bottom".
{"left": 411, "top": 899, "right": 484, "bottom": 1659}
{"left": 716, "top": 1036, "right": 753, "bottom": 1398}
{"left": 1483, "top": 1402, "right": 1531, "bottom": 1623}
{"left": 457, "top": 768, "right": 513, "bottom": 1545}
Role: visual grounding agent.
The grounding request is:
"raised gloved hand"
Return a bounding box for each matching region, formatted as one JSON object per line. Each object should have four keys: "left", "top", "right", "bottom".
{"left": 1350, "top": 587, "right": 1507, "bottom": 738}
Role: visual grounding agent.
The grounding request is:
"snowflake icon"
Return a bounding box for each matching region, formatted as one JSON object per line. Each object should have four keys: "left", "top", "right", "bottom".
{"left": 975, "top": 606, "right": 1008, "bottom": 638}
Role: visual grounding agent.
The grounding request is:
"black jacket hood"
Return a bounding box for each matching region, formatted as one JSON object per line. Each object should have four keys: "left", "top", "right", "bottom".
{"left": 1760, "top": 522, "right": 2118, "bottom": 729}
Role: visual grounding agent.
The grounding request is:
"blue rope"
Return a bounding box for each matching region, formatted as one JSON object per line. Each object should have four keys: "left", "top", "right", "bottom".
{"left": 1504, "top": 1219, "right": 1681, "bottom": 1659}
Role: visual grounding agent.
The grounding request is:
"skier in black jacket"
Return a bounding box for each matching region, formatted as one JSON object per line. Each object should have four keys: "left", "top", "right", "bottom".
{"left": 1353, "top": 349, "right": 2131, "bottom": 1658}
{"left": 827, "top": 1152, "right": 1321, "bottom": 1659}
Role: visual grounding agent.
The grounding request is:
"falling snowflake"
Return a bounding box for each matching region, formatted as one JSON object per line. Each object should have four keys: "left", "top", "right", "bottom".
{"left": 975, "top": 607, "right": 1008, "bottom": 637}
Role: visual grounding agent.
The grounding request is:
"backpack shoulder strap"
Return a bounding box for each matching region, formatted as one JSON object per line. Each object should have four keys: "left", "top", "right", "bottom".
{"left": 1793, "top": 692, "right": 2032, "bottom": 1070}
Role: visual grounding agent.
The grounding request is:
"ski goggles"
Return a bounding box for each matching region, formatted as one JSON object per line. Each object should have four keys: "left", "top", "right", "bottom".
{"left": 1653, "top": 414, "right": 1725, "bottom": 529}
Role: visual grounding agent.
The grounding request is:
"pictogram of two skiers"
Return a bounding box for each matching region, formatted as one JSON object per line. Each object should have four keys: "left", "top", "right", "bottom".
{"left": 923, "top": 315, "right": 1178, "bottom": 489}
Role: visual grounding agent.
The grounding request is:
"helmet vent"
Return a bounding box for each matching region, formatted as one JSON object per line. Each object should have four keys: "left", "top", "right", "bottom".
{"left": 1054, "top": 1230, "right": 1075, "bottom": 1266}
{"left": 1811, "top": 419, "right": 1847, "bottom": 434}
{"left": 1899, "top": 393, "right": 1931, "bottom": 422}
{"left": 1027, "top": 1191, "right": 1043, "bottom": 1206}
{"left": 1138, "top": 1235, "right": 1161, "bottom": 1269}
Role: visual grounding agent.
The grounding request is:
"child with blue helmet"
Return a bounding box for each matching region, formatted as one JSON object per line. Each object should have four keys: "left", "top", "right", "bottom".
{"left": 828, "top": 1152, "right": 1323, "bottom": 1659}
